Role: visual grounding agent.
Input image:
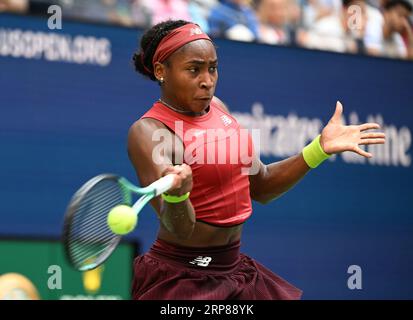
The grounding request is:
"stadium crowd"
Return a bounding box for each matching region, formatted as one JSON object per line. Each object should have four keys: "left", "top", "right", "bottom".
{"left": 1, "top": 0, "right": 412, "bottom": 59}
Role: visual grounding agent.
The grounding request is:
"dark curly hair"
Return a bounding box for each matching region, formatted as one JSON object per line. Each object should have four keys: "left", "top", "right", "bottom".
{"left": 132, "top": 20, "right": 191, "bottom": 82}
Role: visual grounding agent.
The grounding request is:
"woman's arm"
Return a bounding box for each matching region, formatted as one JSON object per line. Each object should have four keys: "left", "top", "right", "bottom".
{"left": 249, "top": 101, "right": 386, "bottom": 204}
{"left": 249, "top": 154, "right": 310, "bottom": 204}
{"left": 128, "top": 118, "right": 196, "bottom": 239}
{"left": 213, "top": 96, "right": 311, "bottom": 203}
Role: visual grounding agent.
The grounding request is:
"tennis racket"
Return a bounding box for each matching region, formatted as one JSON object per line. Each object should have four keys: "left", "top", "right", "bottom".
{"left": 62, "top": 173, "right": 176, "bottom": 271}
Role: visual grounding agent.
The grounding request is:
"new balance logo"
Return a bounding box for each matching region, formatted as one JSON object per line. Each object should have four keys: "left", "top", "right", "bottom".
{"left": 190, "top": 27, "right": 203, "bottom": 36}
{"left": 189, "top": 256, "right": 212, "bottom": 267}
{"left": 220, "top": 115, "right": 232, "bottom": 126}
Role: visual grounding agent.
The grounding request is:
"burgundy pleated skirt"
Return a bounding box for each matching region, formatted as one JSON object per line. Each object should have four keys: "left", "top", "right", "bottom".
{"left": 132, "top": 238, "right": 302, "bottom": 300}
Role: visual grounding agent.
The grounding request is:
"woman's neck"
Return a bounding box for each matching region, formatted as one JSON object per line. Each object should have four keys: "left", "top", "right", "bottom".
{"left": 158, "top": 98, "right": 208, "bottom": 117}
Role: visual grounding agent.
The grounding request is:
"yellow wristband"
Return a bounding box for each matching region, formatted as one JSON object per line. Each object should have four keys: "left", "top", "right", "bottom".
{"left": 302, "top": 135, "right": 331, "bottom": 168}
{"left": 161, "top": 192, "right": 190, "bottom": 203}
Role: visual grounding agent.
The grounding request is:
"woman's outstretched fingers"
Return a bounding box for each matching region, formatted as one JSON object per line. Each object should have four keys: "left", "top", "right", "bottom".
{"left": 361, "top": 132, "right": 386, "bottom": 139}
{"left": 359, "top": 138, "right": 386, "bottom": 145}
{"left": 357, "top": 124, "right": 386, "bottom": 147}
{"left": 359, "top": 123, "right": 381, "bottom": 131}
{"left": 354, "top": 146, "right": 373, "bottom": 158}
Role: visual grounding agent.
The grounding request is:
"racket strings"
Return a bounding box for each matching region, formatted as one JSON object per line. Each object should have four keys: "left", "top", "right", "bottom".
{"left": 67, "top": 179, "right": 126, "bottom": 269}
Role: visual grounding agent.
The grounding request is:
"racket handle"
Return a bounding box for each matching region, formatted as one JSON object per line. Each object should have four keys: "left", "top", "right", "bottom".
{"left": 150, "top": 174, "right": 176, "bottom": 196}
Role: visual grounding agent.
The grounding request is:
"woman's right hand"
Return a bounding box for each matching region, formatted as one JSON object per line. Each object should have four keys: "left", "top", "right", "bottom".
{"left": 162, "top": 164, "right": 193, "bottom": 196}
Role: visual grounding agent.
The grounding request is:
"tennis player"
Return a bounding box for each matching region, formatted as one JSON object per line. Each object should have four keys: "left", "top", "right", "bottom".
{"left": 128, "top": 20, "right": 385, "bottom": 300}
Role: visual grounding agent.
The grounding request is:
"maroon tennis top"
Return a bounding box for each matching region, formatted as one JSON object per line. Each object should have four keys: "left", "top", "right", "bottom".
{"left": 141, "top": 97, "right": 253, "bottom": 226}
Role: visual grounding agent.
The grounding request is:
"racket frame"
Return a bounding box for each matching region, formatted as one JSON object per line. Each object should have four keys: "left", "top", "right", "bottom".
{"left": 63, "top": 173, "right": 175, "bottom": 271}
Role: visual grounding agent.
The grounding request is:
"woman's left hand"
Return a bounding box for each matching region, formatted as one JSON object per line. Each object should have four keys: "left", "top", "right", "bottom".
{"left": 320, "top": 101, "right": 386, "bottom": 158}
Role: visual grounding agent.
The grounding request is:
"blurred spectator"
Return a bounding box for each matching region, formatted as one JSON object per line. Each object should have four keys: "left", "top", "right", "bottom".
{"left": 257, "top": 0, "right": 291, "bottom": 44}
{"left": 0, "top": 0, "right": 28, "bottom": 13}
{"left": 140, "top": 0, "right": 191, "bottom": 26}
{"left": 188, "top": 0, "right": 218, "bottom": 33}
{"left": 288, "top": 0, "right": 302, "bottom": 28}
{"left": 256, "top": 0, "right": 301, "bottom": 45}
{"left": 2, "top": 0, "right": 412, "bottom": 60}
{"left": 363, "top": 2, "right": 385, "bottom": 56}
{"left": 55, "top": 0, "right": 136, "bottom": 27}
{"left": 130, "top": 0, "right": 152, "bottom": 27}
{"left": 381, "top": 0, "right": 413, "bottom": 59}
{"left": 208, "top": 0, "right": 260, "bottom": 42}
{"left": 104, "top": 0, "right": 135, "bottom": 26}
{"left": 298, "top": 0, "right": 391, "bottom": 55}
{"left": 298, "top": 0, "right": 369, "bottom": 53}
{"left": 302, "top": 0, "right": 342, "bottom": 28}
{"left": 366, "top": 0, "right": 381, "bottom": 8}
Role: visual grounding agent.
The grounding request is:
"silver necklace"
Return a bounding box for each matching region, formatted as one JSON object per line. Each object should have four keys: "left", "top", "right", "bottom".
{"left": 158, "top": 98, "right": 207, "bottom": 117}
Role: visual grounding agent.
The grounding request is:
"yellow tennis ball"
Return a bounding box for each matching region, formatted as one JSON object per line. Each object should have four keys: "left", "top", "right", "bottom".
{"left": 107, "top": 205, "right": 137, "bottom": 235}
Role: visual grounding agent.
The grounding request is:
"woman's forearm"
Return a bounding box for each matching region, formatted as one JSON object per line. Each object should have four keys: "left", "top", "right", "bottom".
{"left": 160, "top": 199, "right": 196, "bottom": 239}
{"left": 250, "top": 153, "right": 311, "bottom": 204}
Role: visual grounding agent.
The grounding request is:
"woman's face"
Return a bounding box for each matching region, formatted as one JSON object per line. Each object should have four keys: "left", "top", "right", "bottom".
{"left": 157, "top": 39, "right": 218, "bottom": 113}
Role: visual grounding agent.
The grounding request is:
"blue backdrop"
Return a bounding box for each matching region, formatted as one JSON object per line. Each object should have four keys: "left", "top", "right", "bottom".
{"left": 1, "top": 13, "right": 412, "bottom": 299}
